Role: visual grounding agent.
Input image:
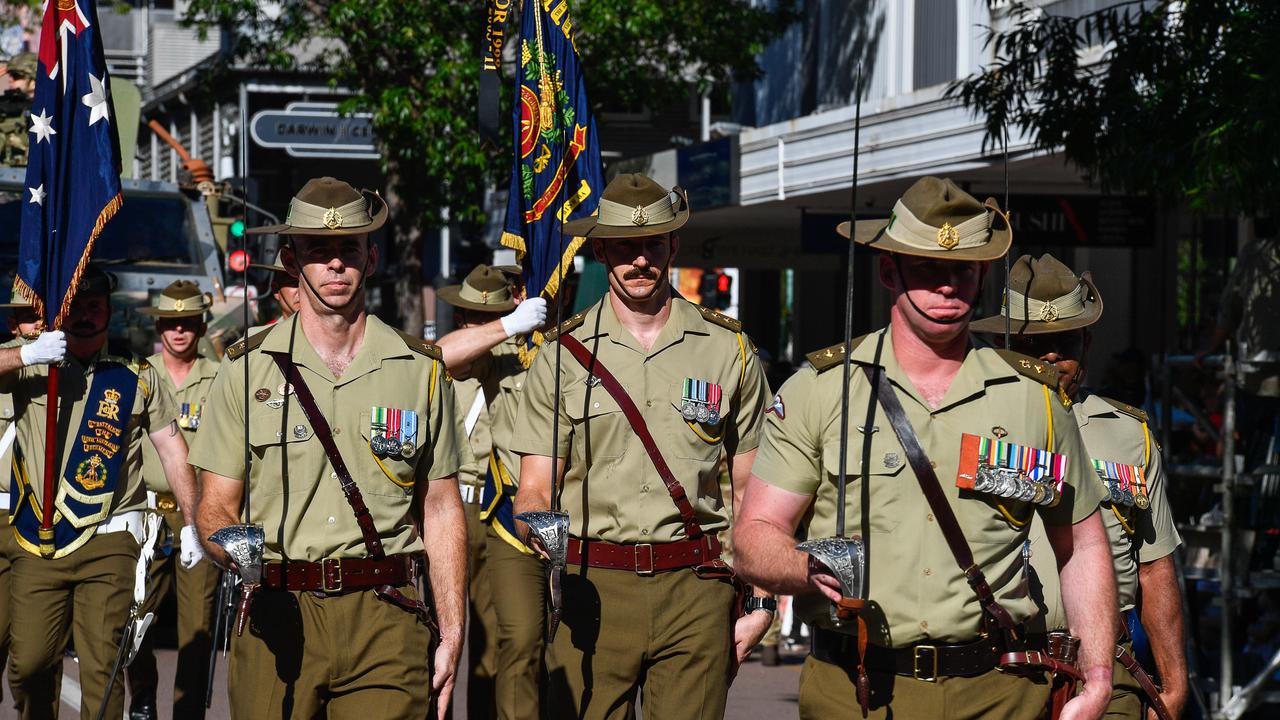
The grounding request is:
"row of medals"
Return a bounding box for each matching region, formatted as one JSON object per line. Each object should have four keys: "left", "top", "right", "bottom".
{"left": 1107, "top": 479, "right": 1148, "bottom": 509}
{"left": 974, "top": 464, "right": 1059, "bottom": 507}
{"left": 680, "top": 400, "right": 721, "bottom": 425}
{"left": 370, "top": 432, "right": 413, "bottom": 459}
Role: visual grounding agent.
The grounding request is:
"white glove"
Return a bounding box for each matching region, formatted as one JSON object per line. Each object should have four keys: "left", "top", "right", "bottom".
{"left": 179, "top": 525, "right": 205, "bottom": 569}
{"left": 500, "top": 297, "right": 548, "bottom": 337}
{"left": 19, "top": 331, "right": 65, "bottom": 366}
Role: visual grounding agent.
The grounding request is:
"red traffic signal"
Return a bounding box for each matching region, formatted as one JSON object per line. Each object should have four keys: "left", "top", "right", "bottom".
{"left": 228, "top": 249, "right": 250, "bottom": 273}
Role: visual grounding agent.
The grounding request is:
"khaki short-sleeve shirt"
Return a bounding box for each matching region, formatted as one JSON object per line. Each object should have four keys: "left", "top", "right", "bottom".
{"left": 468, "top": 336, "right": 529, "bottom": 485}
{"left": 140, "top": 353, "right": 220, "bottom": 496}
{"left": 0, "top": 348, "right": 177, "bottom": 516}
{"left": 454, "top": 376, "right": 492, "bottom": 489}
{"left": 510, "top": 297, "right": 769, "bottom": 544}
{"left": 187, "top": 316, "right": 460, "bottom": 562}
{"left": 0, "top": 337, "right": 26, "bottom": 496}
{"left": 751, "top": 327, "right": 1106, "bottom": 646}
{"left": 1028, "top": 392, "right": 1182, "bottom": 627}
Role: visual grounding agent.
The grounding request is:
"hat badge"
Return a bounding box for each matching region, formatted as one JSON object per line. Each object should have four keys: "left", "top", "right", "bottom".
{"left": 323, "top": 207, "right": 343, "bottom": 230}
{"left": 1038, "top": 303, "right": 1060, "bottom": 322}
{"left": 631, "top": 205, "right": 648, "bottom": 226}
{"left": 172, "top": 298, "right": 185, "bottom": 311}
{"left": 936, "top": 222, "right": 959, "bottom": 250}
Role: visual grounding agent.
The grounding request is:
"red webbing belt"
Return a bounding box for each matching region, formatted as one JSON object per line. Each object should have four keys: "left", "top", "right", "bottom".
{"left": 269, "top": 353, "right": 428, "bottom": 620}
{"left": 558, "top": 334, "right": 707, "bottom": 544}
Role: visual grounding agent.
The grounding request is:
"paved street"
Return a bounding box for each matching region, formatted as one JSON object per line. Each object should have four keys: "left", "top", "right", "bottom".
{"left": 0, "top": 641, "right": 805, "bottom": 719}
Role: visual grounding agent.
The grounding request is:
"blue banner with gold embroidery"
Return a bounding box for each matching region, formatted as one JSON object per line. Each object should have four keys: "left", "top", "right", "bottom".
{"left": 500, "top": 0, "right": 603, "bottom": 319}
{"left": 11, "top": 362, "right": 136, "bottom": 558}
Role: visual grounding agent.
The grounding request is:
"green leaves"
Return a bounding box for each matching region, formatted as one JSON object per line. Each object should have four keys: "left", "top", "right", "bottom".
{"left": 950, "top": 1, "right": 1280, "bottom": 215}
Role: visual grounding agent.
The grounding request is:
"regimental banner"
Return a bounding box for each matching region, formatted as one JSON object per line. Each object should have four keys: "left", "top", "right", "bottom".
{"left": 956, "top": 433, "right": 1067, "bottom": 507}
{"left": 1091, "top": 458, "right": 1150, "bottom": 509}
{"left": 18, "top": 0, "right": 123, "bottom": 328}
{"left": 500, "top": 0, "right": 604, "bottom": 362}
{"left": 11, "top": 361, "right": 139, "bottom": 558}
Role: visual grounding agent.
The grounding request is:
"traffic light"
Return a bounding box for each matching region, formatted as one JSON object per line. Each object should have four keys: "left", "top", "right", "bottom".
{"left": 715, "top": 272, "right": 732, "bottom": 311}
{"left": 230, "top": 218, "right": 246, "bottom": 239}
{"left": 698, "top": 270, "right": 733, "bottom": 311}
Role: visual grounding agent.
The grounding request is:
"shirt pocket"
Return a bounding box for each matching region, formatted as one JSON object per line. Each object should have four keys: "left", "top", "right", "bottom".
{"left": 823, "top": 434, "right": 906, "bottom": 534}
{"left": 358, "top": 410, "right": 420, "bottom": 498}
{"left": 563, "top": 385, "right": 625, "bottom": 459}
{"left": 247, "top": 408, "right": 314, "bottom": 497}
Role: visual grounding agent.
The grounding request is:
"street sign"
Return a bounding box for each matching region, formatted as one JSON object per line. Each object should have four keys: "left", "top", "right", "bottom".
{"left": 249, "top": 102, "right": 379, "bottom": 159}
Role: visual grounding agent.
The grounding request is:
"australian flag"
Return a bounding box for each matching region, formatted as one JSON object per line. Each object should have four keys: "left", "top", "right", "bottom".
{"left": 500, "top": 0, "right": 602, "bottom": 319}
{"left": 17, "top": 0, "right": 123, "bottom": 328}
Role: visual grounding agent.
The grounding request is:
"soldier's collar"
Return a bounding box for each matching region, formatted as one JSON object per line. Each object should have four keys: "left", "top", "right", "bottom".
{"left": 258, "top": 315, "right": 415, "bottom": 376}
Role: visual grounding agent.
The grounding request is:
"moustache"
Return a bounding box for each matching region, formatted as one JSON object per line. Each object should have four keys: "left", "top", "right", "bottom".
{"left": 623, "top": 269, "right": 658, "bottom": 280}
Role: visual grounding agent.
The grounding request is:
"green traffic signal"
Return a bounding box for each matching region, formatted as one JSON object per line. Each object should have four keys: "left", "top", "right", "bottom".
{"left": 230, "top": 219, "right": 246, "bottom": 238}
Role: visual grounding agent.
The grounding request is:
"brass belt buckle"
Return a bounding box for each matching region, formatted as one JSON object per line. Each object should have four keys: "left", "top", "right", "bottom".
{"left": 913, "top": 645, "right": 939, "bottom": 682}
{"left": 634, "top": 544, "right": 655, "bottom": 575}
{"left": 322, "top": 558, "right": 343, "bottom": 593}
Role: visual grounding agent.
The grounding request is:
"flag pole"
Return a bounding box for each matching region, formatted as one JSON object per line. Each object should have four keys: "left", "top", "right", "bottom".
{"left": 38, "top": 360, "right": 59, "bottom": 557}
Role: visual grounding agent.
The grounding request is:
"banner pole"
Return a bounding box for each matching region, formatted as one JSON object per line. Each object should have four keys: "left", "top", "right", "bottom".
{"left": 38, "top": 364, "right": 60, "bottom": 557}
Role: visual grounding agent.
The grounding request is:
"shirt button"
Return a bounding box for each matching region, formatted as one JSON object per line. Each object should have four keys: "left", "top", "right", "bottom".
{"left": 333, "top": 427, "right": 341, "bottom": 435}
{"left": 641, "top": 485, "right": 649, "bottom": 492}
{"left": 515, "top": 382, "right": 522, "bottom": 389}
{"left": 327, "top": 516, "right": 336, "bottom": 524}
{"left": 926, "top": 513, "right": 935, "bottom": 523}
{"left": 930, "top": 461, "right": 937, "bottom": 469}
{"left": 646, "top": 400, "right": 652, "bottom": 407}
{"left": 923, "top": 568, "right": 932, "bottom": 576}
{"left": 331, "top": 472, "right": 338, "bottom": 479}
{"left": 920, "top": 620, "right": 929, "bottom": 630}
{"left": 641, "top": 529, "right": 649, "bottom": 536}
{"left": 593, "top": 402, "right": 600, "bottom": 409}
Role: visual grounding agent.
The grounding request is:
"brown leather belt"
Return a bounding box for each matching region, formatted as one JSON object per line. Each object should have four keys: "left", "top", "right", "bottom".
{"left": 567, "top": 535, "right": 722, "bottom": 575}
{"left": 262, "top": 554, "right": 417, "bottom": 593}
{"left": 812, "top": 628, "right": 1049, "bottom": 681}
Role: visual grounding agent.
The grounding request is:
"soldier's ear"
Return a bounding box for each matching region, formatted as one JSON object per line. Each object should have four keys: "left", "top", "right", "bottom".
{"left": 280, "top": 243, "right": 300, "bottom": 279}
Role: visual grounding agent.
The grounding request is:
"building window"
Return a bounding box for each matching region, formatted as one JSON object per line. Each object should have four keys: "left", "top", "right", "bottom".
{"left": 913, "top": 0, "right": 958, "bottom": 90}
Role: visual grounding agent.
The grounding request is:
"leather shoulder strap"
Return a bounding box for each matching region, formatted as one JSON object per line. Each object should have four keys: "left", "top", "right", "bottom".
{"left": 863, "top": 365, "right": 1019, "bottom": 636}
{"left": 558, "top": 334, "right": 705, "bottom": 541}
{"left": 267, "top": 352, "right": 385, "bottom": 559}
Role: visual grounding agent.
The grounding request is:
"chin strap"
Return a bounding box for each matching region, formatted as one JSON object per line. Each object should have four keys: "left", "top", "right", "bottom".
{"left": 290, "top": 247, "right": 370, "bottom": 313}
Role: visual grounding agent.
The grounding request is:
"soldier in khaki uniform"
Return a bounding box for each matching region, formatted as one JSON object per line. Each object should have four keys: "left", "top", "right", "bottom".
{"left": 438, "top": 264, "right": 547, "bottom": 720}
{"left": 512, "top": 174, "right": 775, "bottom": 720}
{"left": 0, "top": 265, "right": 201, "bottom": 720}
{"left": 190, "top": 177, "right": 466, "bottom": 719}
{"left": 1, "top": 53, "right": 36, "bottom": 167}
{"left": 734, "top": 177, "right": 1117, "bottom": 720}
{"left": 972, "top": 255, "right": 1186, "bottom": 719}
{"left": 125, "top": 281, "right": 221, "bottom": 719}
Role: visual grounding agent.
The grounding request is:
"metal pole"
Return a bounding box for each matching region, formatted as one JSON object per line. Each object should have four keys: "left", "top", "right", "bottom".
{"left": 1219, "top": 345, "right": 1236, "bottom": 710}
{"left": 834, "top": 63, "right": 863, "bottom": 539}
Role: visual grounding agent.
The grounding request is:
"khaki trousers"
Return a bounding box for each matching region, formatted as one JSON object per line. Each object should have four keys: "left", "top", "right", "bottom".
{"left": 547, "top": 563, "right": 736, "bottom": 720}
{"left": 798, "top": 654, "right": 1051, "bottom": 719}
{"left": 486, "top": 524, "right": 545, "bottom": 720}
{"left": 1104, "top": 651, "right": 1144, "bottom": 719}
{"left": 465, "top": 501, "right": 498, "bottom": 720}
{"left": 10, "top": 531, "right": 138, "bottom": 720}
{"left": 126, "top": 509, "right": 220, "bottom": 718}
{"left": 229, "top": 585, "right": 432, "bottom": 719}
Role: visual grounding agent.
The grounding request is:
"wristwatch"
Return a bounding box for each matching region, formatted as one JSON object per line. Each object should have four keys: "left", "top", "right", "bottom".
{"left": 744, "top": 595, "right": 778, "bottom": 615}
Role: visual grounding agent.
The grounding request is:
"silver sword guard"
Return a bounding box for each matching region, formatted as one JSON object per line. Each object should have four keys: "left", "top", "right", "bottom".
{"left": 516, "top": 510, "right": 570, "bottom": 567}
{"left": 796, "top": 536, "right": 866, "bottom": 627}
{"left": 209, "top": 523, "right": 266, "bottom": 585}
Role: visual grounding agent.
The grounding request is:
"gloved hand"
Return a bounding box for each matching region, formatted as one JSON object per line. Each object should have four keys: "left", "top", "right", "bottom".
{"left": 19, "top": 331, "right": 65, "bottom": 366}
{"left": 179, "top": 524, "right": 205, "bottom": 569}
{"left": 500, "top": 297, "right": 548, "bottom": 337}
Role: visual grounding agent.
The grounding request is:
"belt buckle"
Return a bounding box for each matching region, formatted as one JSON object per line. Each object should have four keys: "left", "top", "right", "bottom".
{"left": 913, "top": 645, "right": 938, "bottom": 682}
{"left": 634, "top": 544, "right": 655, "bottom": 575}
{"left": 322, "top": 558, "right": 343, "bottom": 593}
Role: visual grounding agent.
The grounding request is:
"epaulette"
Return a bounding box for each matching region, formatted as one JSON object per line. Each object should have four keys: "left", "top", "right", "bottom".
{"left": 994, "top": 349, "right": 1059, "bottom": 389}
{"left": 396, "top": 330, "right": 443, "bottom": 360}
{"left": 1101, "top": 395, "right": 1148, "bottom": 423}
{"left": 226, "top": 329, "right": 270, "bottom": 362}
{"left": 696, "top": 305, "right": 742, "bottom": 333}
{"left": 805, "top": 334, "right": 870, "bottom": 373}
{"left": 543, "top": 311, "right": 587, "bottom": 343}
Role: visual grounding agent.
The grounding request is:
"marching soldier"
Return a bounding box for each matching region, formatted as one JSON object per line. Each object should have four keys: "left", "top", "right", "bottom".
{"left": 249, "top": 250, "right": 302, "bottom": 329}
{"left": 437, "top": 264, "right": 546, "bottom": 720}
{"left": 125, "top": 281, "right": 221, "bottom": 719}
{"left": 1, "top": 52, "right": 36, "bottom": 167}
{"left": 189, "top": 177, "right": 466, "bottom": 719}
{"left": 972, "top": 255, "right": 1186, "bottom": 719}
{"left": 0, "top": 265, "right": 203, "bottom": 720}
{"left": 512, "top": 173, "right": 774, "bottom": 719}
{"left": 733, "top": 177, "right": 1116, "bottom": 720}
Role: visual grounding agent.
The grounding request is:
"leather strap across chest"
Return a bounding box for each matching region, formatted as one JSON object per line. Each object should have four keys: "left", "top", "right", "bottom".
{"left": 558, "top": 334, "right": 706, "bottom": 542}
{"left": 863, "top": 365, "right": 1020, "bottom": 639}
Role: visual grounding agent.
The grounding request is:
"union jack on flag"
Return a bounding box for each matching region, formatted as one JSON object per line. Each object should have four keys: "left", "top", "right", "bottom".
{"left": 17, "top": 0, "right": 123, "bottom": 328}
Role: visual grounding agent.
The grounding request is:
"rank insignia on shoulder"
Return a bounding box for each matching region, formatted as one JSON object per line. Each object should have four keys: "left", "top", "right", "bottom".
{"left": 681, "top": 378, "right": 723, "bottom": 424}
{"left": 370, "top": 406, "right": 419, "bottom": 458}
{"left": 955, "top": 433, "right": 1067, "bottom": 507}
{"left": 1091, "top": 458, "right": 1149, "bottom": 509}
{"left": 765, "top": 394, "right": 785, "bottom": 420}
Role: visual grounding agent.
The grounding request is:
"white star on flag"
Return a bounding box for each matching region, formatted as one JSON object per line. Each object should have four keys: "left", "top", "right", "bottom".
{"left": 81, "top": 73, "right": 110, "bottom": 126}
{"left": 28, "top": 184, "right": 46, "bottom": 206}
{"left": 29, "top": 109, "right": 56, "bottom": 144}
